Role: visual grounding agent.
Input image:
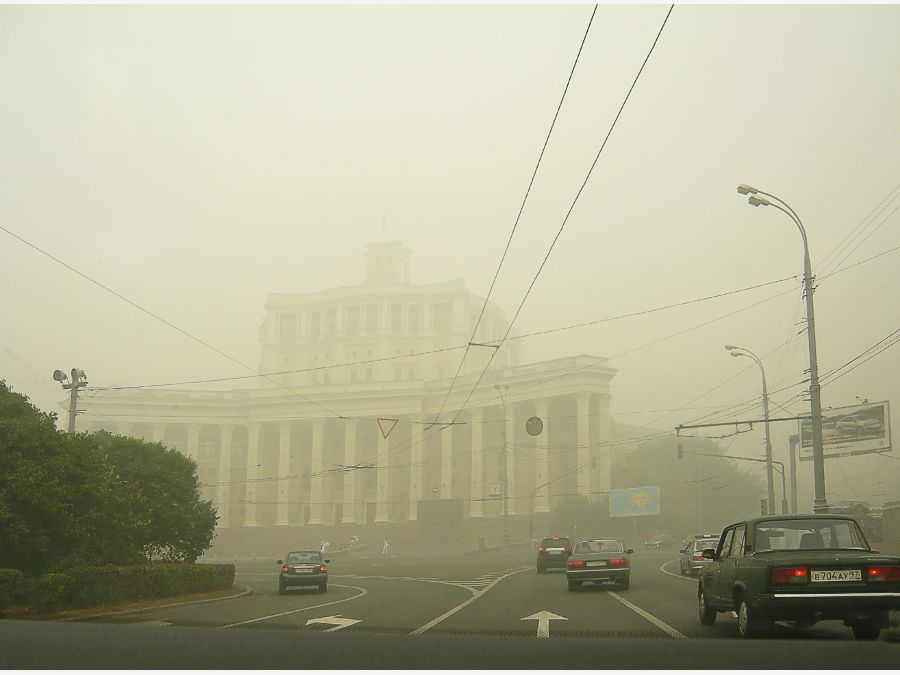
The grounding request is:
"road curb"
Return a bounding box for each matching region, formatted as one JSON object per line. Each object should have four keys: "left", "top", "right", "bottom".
{"left": 55, "top": 586, "right": 254, "bottom": 622}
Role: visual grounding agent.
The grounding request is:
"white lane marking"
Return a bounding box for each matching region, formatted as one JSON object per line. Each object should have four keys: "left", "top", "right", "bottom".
{"left": 305, "top": 615, "right": 362, "bottom": 632}
{"left": 608, "top": 592, "right": 688, "bottom": 640}
{"left": 223, "top": 584, "right": 367, "bottom": 628}
{"left": 659, "top": 559, "right": 696, "bottom": 582}
{"left": 410, "top": 567, "right": 530, "bottom": 635}
{"left": 521, "top": 610, "right": 567, "bottom": 638}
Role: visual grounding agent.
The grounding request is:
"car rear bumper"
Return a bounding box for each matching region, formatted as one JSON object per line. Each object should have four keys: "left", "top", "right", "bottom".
{"left": 280, "top": 573, "right": 327, "bottom": 587}
{"left": 538, "top": 555, "right": 570, "bottom": 567}
{"left": 567, "top": 568, "right": 629, "bottom": 582}
{"left": 756, "top": 591, "right": 900, "bottom": 619}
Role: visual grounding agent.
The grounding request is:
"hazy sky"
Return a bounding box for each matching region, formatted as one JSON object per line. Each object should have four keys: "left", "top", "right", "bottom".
{"left": 2, "top": 4, "right": 899, "bottom": 508}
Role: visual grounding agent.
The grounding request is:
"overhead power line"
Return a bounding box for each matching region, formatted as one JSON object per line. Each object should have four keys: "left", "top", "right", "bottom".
{"left": 434, "top": 4, "right": 599, "bottom": 424}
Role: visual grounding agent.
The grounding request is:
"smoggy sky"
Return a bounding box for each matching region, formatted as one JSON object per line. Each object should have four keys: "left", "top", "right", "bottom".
{"left": 2, "top": 3, "right": 899, "bottom": 508}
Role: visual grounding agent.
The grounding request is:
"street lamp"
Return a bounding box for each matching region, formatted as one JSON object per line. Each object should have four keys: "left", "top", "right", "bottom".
{"left": 494, "top": 384, "right": 510, "bottom": 548}
{"left": 53, "top": 368, "right": 88, "bottom": 433}
{"left": 725, "top": 344, "right": 777, "bottom": 514}
{"left": 737, "top": 184, "right": 828, "bottom": 513}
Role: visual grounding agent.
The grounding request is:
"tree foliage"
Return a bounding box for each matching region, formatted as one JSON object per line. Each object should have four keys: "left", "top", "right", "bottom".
{"left": 0, "top": 381, "right": 216, "bottom": 575}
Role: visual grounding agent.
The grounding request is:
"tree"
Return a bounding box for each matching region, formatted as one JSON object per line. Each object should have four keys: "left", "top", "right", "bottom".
{"left": 0, "top": 381, "right": 217, "bottom": 574}
{"left": 91, "top": 432, "right": 217, "bottom": 562}
{"left": 0, "top": 382, "right": 145, "bottom": 574}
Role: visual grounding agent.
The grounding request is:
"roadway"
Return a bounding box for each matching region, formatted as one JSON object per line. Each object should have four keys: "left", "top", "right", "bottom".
{"left": 2, "top": 547, "right": 898, "bottom": 668}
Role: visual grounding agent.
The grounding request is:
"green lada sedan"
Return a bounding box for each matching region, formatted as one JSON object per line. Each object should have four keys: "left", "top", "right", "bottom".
{"left": 697, "top": 514, "right": 900, "bottom": 639}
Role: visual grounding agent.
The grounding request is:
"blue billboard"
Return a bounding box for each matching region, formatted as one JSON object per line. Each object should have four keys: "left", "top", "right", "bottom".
{"left": 609, "top": 486, "right": 661, "bottom": 517}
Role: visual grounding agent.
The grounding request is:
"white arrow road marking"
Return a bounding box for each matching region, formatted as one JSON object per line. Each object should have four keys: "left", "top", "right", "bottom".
{"left": 608, "top": 592, "right": 687, "bottom": 639}
{"left": 521, "top": 610, "right": 567, "bottom": 638}
{"left": 305, "top": 615, "right": 362, "bottom": 632}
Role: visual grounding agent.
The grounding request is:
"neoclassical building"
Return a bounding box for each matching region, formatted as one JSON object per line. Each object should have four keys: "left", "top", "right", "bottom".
{"left": 80, "top": 242, "right": 617, "bottom": 530}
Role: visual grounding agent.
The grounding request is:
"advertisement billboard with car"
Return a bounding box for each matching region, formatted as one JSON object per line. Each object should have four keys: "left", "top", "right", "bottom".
{"left": 799, "top": 400, "right": 891, "bottom": 461}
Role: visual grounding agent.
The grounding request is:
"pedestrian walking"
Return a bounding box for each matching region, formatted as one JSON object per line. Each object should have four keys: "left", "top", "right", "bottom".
{"left": 382, "top": 538, "right": 390, "bottom": 555}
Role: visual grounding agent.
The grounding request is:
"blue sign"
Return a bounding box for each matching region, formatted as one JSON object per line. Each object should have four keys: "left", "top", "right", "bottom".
{"left": 609, "top": 486, "right": 661, "bottom": 517}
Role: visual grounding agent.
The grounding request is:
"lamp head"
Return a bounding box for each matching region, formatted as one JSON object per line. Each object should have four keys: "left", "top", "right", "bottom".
{"left": 737, "top": 183, "right": 759, "bottom": 195}
{"left": 724, "top": 344, "right": 736, "bottom": 351}
{"left": 748, "top": 195, "right": 771, "bottom": 207}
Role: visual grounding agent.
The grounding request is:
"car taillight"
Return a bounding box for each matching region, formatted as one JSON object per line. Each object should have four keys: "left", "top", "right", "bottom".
{"left": 568, "top": 560, "right": 585, "bottom": 569}
{"left": 771, "top": 566, "right": 808, "bottom": 585}
{"left": 538, "top": 547, "right": 546, "bottom": 553}
{"left": 281, "top": 564, "right": 289, "bottom": 573}
{"left": 609, "top": 558, "right": 626, "bottom": 566}
{"left": 320, "top": 564, "right": 327, "bottom": 573}
{"left": 868, "top": 566, "right": 900, "bottom": 582}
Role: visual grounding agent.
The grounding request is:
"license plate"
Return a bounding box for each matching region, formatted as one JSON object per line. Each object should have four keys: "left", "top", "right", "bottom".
{"left": 811, "top": 569, "right": 861, "bottom": 582}
{"left": 294, "top": 566, "right": 317, "bottom": 574}
{"left": 548, "top": 550, "right": 564, "bottom": 555}
{"left": 586, "top": 561, "right": 608, "bottom": 568}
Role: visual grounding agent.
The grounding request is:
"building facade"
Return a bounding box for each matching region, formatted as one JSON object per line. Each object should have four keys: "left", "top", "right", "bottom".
{"left": 81, "top": 242, "right": 617, "bottom": 530}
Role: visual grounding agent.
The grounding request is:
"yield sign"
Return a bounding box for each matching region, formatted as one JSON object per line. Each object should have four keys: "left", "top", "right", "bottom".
{"left": 377, "top": 417, "right": 399, "bottom": 439}
{"left": 521, "top": 610, "right": 567, "bottom": 638}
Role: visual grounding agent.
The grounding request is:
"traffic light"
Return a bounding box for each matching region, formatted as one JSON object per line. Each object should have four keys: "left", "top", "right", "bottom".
{"left": 677, "top": 443, "right": 683, "bottom": 460}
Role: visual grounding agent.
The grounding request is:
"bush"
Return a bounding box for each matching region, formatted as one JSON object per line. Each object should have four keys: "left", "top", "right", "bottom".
{"left": 0, "top": 568, "right": 24, "bottom": 610}
{"left": 21, "top": 563, "right": 235, "bottom": 613}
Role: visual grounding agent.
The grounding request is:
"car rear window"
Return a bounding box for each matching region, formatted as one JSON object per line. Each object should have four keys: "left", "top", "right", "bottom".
{"left": 575, "top": 540, "right": 624, "bottom": 554}
{"left": 693, "top": 539, "right": 718, "bottom": 551}
{"left": 285, "top": 551, "right": 321, "bottom": 563}
{"left": 542, "top": 538, "right": 570, "bottom": 547}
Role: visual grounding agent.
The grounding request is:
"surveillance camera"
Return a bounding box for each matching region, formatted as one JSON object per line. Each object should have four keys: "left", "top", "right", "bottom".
{"left": 52, "top": 369, "right": 68, "bottom": 383}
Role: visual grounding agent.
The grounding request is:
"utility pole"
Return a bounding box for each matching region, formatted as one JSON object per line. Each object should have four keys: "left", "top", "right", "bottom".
{"left": 495, "top": 384, "right": 510, "bottom": 549}
{"left": 788, "top": 434, "right": 799, "bottom": 514}
{"left": 53, "top": 368, "right": 88, "bottom": 433}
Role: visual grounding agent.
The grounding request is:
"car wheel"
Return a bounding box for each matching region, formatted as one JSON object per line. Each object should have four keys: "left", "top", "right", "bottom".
{"left": 319, "top": 583, "right": 328, "bottom": 593}
{"left": 698, "top": 588, "right": 716, "bottom": 625}
{"left": 618, "top": 577, "right": 630, "bottom": 591}
{"left": 851, "top": 621, "right": 881, "bottom": 640}
{"left": 736, "top": 597, "right": 766, "bottom": 638}
{"left": 567, "top": 580, "right": 581, "bottom": 591}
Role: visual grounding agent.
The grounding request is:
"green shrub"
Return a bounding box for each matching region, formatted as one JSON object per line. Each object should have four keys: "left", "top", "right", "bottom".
{"left": 21, "top": 563, "right": 236, "bottom": 612}
{"left": 0, "top": 568, "right": 24, "bottom": 610}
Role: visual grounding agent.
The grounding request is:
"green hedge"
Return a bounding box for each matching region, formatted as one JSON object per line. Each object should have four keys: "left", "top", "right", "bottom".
{"left": 0, "top": 569, "right": 24, "bottom": 610}
{"left": 24, "top": 563, "right": 235, "bottom": 612}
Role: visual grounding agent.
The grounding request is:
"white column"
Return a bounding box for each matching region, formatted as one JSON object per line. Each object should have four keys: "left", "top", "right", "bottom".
{"left": 469, "top": 409, "right": 484, "bottom": 517}
{"left": 217, "top": 426, "right": 233, "bottom": 529}
{"left": 595, "top": 394, "right": 612, "bottom": 496}
{"left": 506, "top": 402, "right": 516, "bottom": 515}
{"left": 408, "top": 422, "right": 422, "bottom": 521}
{"left": 374, "top": 430, "right": 390, "bottom": 522}
{"left": 440, "top": 424, "right": 454, "bottom": 499}
{"left": 186, "top": 424, "right": 201, "bottom": 463}
{"left": 534, "top": 399, "right": 550, "bottom": 513}
{"left": 308, "top": 421, "right": 324, "bottom": 525}
{"left": 152, "top": 424, "right": 167, "bottom": 445}
{"left": 576, "top": 393, "right": 591, "bottom": 496}
{"left": 275, "top": 421, "right": 292, "bottom": 526}
{"left": 342, "top": 419, "right": 358, "bottom": 524}
{"left": 243, "top": 422, "right": 261, "bottom": 527}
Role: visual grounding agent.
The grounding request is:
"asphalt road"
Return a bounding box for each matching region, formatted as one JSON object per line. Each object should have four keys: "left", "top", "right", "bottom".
{"left": 3, "top": 548, "right": 899, "bottom": 668}
{"left": 73, "top": 547, "right": 892, "bottom": 641}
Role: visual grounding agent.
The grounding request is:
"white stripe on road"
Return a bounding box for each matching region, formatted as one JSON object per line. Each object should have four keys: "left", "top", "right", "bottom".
{"left": 223, "top": 584, "right": 367, "bottom": 628}
{"left": 659, "top": 559, "right": 697, "bottom": 582}
{"left": 608, "top": 592, "right": 687, "bottom": 640}
{"left": 410, "top": 567, "right": 530, "bottom": 635}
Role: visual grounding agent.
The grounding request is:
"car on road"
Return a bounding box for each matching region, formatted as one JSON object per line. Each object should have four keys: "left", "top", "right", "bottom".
{"left": 566, "top": 538, "right": 634, "bottom": 591}
{"left": 643, "top": 534, "right": 674, "bottom": 550}
{"left": 697, "top": 514, "right": 900, "bottom": 639}
{"left": 679, "top": 534, "right": 721, "bottom": 576}
{"left": 536, "top": 536, "right": 573, "bottom": 573}
{"left": 277, "top": 550, "right": 330, "bottom": 593}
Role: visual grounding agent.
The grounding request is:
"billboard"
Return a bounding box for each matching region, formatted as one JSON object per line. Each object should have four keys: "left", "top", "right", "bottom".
{"left": 610, "top": 486, "right": 660, "bottom": 517}
{"left": 799, "top": 400, "right": 892, "bottom": 461}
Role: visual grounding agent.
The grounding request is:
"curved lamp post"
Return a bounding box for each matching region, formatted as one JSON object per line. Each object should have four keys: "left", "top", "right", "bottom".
{"left": 725, "top": 344, "right": 776, "bottom": 513}
{"left": 737, "top": 184, "right": 827, "bottom": 513}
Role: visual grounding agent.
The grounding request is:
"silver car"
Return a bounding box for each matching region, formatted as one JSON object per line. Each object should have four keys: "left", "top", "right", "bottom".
{"left": 678, "top": 536, "right": 719, "bottom": 576}
{"left": 566, "top": 538, "right": 633, "bottom": 591}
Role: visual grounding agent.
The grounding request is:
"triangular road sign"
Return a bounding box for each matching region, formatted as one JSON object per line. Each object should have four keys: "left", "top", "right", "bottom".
{"left": 377, "top": 417, "right": 399, "bottom": 439}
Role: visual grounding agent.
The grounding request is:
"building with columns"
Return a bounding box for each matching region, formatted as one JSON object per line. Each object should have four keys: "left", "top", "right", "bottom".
{"left": 80, "top": 242, "right": 617, "bottom": 534}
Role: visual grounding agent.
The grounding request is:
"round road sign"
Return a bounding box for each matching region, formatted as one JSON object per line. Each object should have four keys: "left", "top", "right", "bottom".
{"left": 525, "top": 416, "right": 544, "bottom": 437}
